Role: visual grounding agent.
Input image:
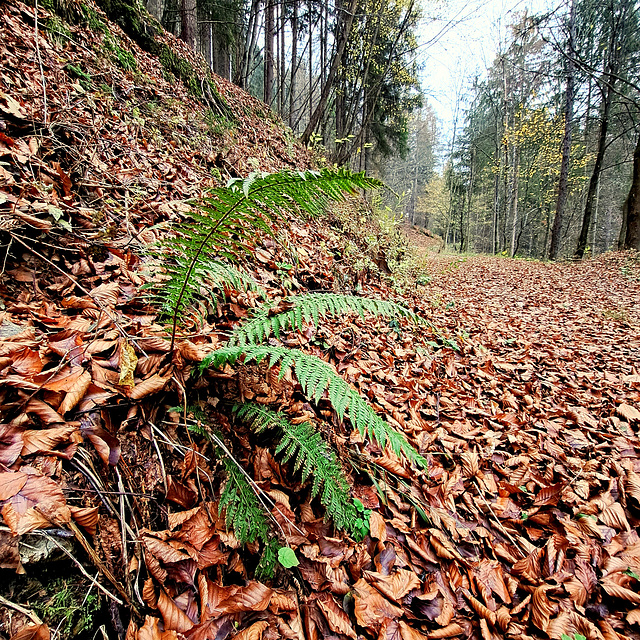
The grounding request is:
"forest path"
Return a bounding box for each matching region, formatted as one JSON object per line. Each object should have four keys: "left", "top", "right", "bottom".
{"left": 414, "top": 251, "right": 640, "bottom": 434}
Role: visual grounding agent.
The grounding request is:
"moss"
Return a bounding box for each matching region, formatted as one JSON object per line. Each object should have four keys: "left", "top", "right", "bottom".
{"left": 94, "top": 0, "right": 159, "bottom": 54}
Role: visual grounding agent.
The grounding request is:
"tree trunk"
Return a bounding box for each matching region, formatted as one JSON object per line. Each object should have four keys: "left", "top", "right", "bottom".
{"left": 264, "top": 0, "right": 275, "bottom": 105}
{"left": 289, "top": 0, "right": 298, "bottom": 129}
{"left": 301, "top": 0, "right": 357, "bottom": 146}
{"left": 180, "top": 0, "right": 197, "bottom": 49}
{"left": 575, "top": 78, "right": 614, "bottom": 259}
{"left": 549, "top": 0, "right": 575, "bottom": 260}
{"left": 621, "top": 132, "right": 640, "bottom": 250}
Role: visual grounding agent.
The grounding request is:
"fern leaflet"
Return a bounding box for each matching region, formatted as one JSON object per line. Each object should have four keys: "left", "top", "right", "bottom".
{"left": 161, "top": 169, "right": 383, "bottom": 349}
{"left": 230, "top": 293, "right": 429, "bottom": 346}
{"left": 233, "top": 403, "right": 360, "bottom": 533}
{"left": 200, "top": 345, "right": 427, "bottom": 469}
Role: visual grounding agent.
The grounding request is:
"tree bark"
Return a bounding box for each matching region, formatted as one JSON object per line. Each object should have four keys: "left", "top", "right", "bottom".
{"left": 621, "top": 132, "right": 640, "bottom": 250}
{"left": 575, "top": 78, "right": 614, "bottom": 259}
{"left": 549, "top": 0, "right": 575, "bottom": 260}
{"left": 301, "top": 0, "right": 357, "bottom": 146}
{"left": 264, "top": 0, "right": 275, "bottom": 105}
{"left": 180, "top": 0, "right": 197, "bottom": 49}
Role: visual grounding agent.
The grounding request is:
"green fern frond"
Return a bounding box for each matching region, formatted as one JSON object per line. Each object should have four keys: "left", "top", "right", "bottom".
{"left": 233, "top": 403, "right": 359, "bottom": 532}
{"left": 161, "top": 169, "right": 383, "bottom": 349}
{"left": 201, "top": 346, "right": 426, "bottom": 469}
{"left": 229, "top": 293, "right": 428, "bottom": 346}
{"left": 219, "top": 456, "right": 271, "bottom": 545}
{"left": 155, "top": 257, "right": 263, "bottom": 317}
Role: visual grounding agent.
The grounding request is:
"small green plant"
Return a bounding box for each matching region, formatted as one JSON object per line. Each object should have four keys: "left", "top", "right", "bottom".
{"left": 32, "top": 577, "right": 100, "bottom": 635}
{"left": 561, "top": 634, "right": 586, "bottom": 640}
{"left": 103, "top": 33, "right": 137, "bottom": 71}
{"left": 158, "top": 169, "right": 431, "bottom": 578}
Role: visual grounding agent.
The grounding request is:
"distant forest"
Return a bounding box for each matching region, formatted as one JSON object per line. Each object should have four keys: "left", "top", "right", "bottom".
{"left": 141, "top": 0, "right": 639, "bottom": 258}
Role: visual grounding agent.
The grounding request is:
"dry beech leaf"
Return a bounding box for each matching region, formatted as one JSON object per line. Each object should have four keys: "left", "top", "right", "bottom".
{"left": 425, "top": 623, "right": 464, "bottom": 639}
{"left": 9, "top": 624, "right": 51, "bottom": 640}
{"left": 598, "top": 619, "right": 620, "bottom": 640}
{"left": 461, "top": 588, "right": 496, "bottom": 626}
{"left": 369, "top": 510, "right": 387, "bottom": 542}
{"left": 496, "top": 606, "right": 511, "bottom": 632}
{"left": 601, "top": 580, "right": 640, "bottom": 604}
{"left": 353, "top": 578, "right": 403, "bottom": 630}
{"left": 0, "top": 423, "right": 24, "bottom": 466}
{"left": 627, "top": 609, "right": 640, "bottom": 625}
{"left": 69, "top": 505, "right": 100, "bottom": 536}
{"left": 531, "top": 584, "right": 556, "bottom": 632}
{"left": 375, "top": 451, "right": 410, "bottom": 478}
{"left": 157, "top": 591, "right": 193, "bottom": 633}
{"left": 234, "top": 621, "right": 269, "bottom": 640}
{"left": 210, "top": 581, "right": 273, "bottom": 615}
{"left": 136, "top": 615, "right": 178, "bottom": 640}
{"left": 128, "top": 374, "right": 170, "bottom": 400}
{"left": 119, "top": 342, "right": 138, "bottom": 387}
{"left": 617, "top": 404, "right": 640, "bottom": 423}
{"left": 317, "top": 594, "right": 357, "bottom": 639}
{"left": 379, "top": 619, "right": 403, "bottom": 640}
{"left": 269, "top": 591, "right": 298, "bottom": 613}
{"left": 365, "top": 568, "right": 421, "bottom": 601}
{"left": 21, "top": 425, "right": 78, "bottom": 457}
{"left": 598, "top": 502, "right": 630, "bottom": 531}
{"left": 58, "top": 369, "right": 92, "bottom": 414}
{"left": 399, "top": 621, "right": 429, "bottom": 640}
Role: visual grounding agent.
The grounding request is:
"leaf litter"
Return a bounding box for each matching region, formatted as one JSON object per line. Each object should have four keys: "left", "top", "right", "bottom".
{"left": 1, "top": 0, "right": 640, "bottom": 639}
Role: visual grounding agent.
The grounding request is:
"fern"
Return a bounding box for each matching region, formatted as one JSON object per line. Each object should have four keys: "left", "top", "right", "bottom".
{"left": 186, "top": 419, "right": 279, "bottom": 575}
{"left": 161, "top": 169, "right": 384, "bottom": 349}
{"left": 156, "top": 257, "right": 263, "bottom": 317}
{"left": 219, "top": 456, "right": 271, "bottom": 545}
{"left": 230, "top": 292, "right": 428, "bottom": 346}
{"left": 200, "top": 345, "right": 427, "bottom": 469}
{"left": 233, "top": 403, "right": 360, "bottom": 533}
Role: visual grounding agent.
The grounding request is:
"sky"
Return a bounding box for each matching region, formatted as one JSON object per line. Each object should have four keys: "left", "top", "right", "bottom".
{"left": 416, "top": 0, "right": 560, "bottom": 145}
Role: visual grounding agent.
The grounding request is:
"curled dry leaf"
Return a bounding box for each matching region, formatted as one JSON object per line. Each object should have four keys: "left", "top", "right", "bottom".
{"left": 9, "top": 624, "right": 51, "bottom": 640}
{"left": 353, "top": 578, "right": 403, "bottom": 631}
{"left": 425, "top": 623, "right": 464, "bottom": 639}
{"left": 128, "top": 374, "right": 171, "bottom": 400}
{"left": 601, "top": 580, "right": 640, "bottom": 604}
{"left": 461, "top": 588, "right": 496, "bottom": 626}
{"left": 69, "top": 505, "right": 100, "bottom": 536}
{"left": 317, "top": 594, "right": 357, "bottom": 639}
{"left": 157, "top": 590, "right": 194, "bottom": 633}
{"left": 234, "top": 621, "right": 269, "bottom": 640}
{"left": 531, "top": 584, "right": 556, "bottom": 633}
{"left": 58, "top": 369, "right": 92, "bottom": 414}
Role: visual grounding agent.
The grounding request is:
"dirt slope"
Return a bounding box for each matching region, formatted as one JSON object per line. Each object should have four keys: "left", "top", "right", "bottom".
{"left": 1, "top": 2, "right": 640, "bottom": 640}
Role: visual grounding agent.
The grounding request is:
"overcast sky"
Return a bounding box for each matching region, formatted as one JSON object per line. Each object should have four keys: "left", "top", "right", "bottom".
{"left": 417, "top": 0, "right": 560, "bottom": 145}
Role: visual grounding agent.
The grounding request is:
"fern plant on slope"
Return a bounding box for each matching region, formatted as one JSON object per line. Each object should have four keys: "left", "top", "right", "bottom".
{"left": 160, "top": 168, "right": 430, "bottom": 572}
{"left": 159, "top": 168, "right": 383, "bottom": 349}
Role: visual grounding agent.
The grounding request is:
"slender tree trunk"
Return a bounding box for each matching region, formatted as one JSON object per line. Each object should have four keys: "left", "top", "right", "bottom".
{"left": 549, "top": 0, "right": 576, "bottom": 260}
{"left": 180, "top": 0, "right": 197, "bottom": 49}
{"left": 621, "top": 132, "right": 640, "bottom": 250}
{"left": 575, "top": 78, "right": 614, "bottom": 259}
{"left": 301, "top": 0, "right": 357, "bottom": 145}
{"left": 289, "top": 0, "right": 298, "bottom": 129}
{"left": 264, "top": 0, "right": 275, "bottom": 105}
{"left": 509, "top": 145, "right": 520, "bottom": 257}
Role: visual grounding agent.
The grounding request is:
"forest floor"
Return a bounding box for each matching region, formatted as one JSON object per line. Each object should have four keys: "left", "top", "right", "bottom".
{"left": 1, "top": 1, "right": 640, "bottom": 640}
